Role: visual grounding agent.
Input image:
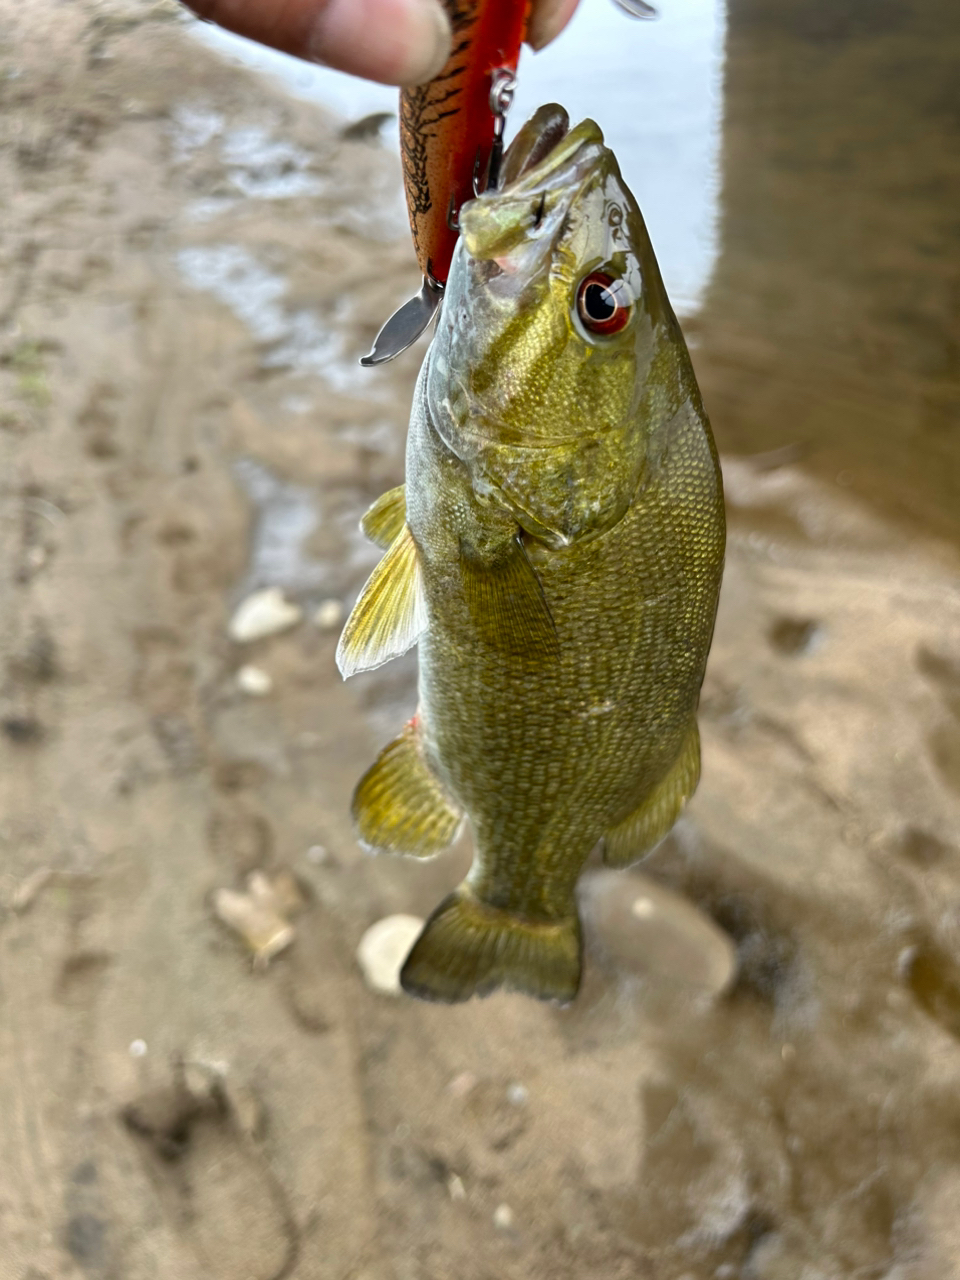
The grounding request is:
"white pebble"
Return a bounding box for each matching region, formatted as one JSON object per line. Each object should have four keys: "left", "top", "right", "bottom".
{"left": 506, "top": 1082, "right": 528, "bottom": 1107}
{"left": 356, "top": 914, "right": 423, "bottom": 996}
{"left": 493, "top": 1203, "right": 514, "bottom": 1231}
{"left": 129, "top": 1039, "right": 148, "bottom": 1058}
{"left": 447, "top": 1071, "right": 477, "bottom": 1098}
{"left": 228, "top": 587, "right": 302, "bottom": 643}
{"left": 236, "top": 664, "right": 272, "bottom": 696}
{"left": 305, "top": 843, "right": 329, "bottom": 865}
{"left": 586, "top": 870, "right": 738, "bottom": 997}
{"left": 213, "top": 886, "right": 295, "bottom": 966}
{"left": 313, "top": 598, "right": 344, "bottom": 630}
{"left": 447, "top": 1173, "right": 466, "bottom": 1201}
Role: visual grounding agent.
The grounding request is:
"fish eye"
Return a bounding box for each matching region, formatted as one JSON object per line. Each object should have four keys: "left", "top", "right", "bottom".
{"left": 575, "top": 271, "right": 632, "bottom": 337}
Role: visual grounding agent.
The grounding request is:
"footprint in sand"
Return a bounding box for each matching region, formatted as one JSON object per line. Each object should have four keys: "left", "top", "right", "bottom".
{"left": 122, "top": 1066, "right": 298, "bottom": 1280}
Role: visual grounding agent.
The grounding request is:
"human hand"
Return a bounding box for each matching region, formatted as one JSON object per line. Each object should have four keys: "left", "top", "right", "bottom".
{"left": 183, "top": 0, "right": 582, "bottom": 88}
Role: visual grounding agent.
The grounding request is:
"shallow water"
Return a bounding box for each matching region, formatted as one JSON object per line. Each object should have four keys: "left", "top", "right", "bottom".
{"left": 699, "top": 0, "right": 960, "bottom": 546}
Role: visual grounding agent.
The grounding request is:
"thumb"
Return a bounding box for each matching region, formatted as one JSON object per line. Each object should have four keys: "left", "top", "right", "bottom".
{"left": 184, "top": 0, "right": 452, "bottom": 87}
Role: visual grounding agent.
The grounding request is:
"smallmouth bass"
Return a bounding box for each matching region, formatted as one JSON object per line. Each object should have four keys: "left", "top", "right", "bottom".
{"left": 338, "top": 105, "right": 725, "bottom": 1004}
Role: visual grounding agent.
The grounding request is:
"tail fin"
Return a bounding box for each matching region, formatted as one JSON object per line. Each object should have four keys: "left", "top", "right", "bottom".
{"left": 400, "top": 886, "right": 582, "bottom": 1005}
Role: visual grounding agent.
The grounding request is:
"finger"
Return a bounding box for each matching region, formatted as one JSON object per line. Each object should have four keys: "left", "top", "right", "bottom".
{"left": 526, "top": 0, "right": 581, "bottom": 51}
{"left": 184, "top": 0, "right": 452, "bottom": 86}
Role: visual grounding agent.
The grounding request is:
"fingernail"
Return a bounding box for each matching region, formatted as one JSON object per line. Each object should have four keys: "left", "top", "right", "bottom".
{"left": 526, "top": 0, "right": 579, "bottom": 52}
{"left": 308, "top": 0, "right": 451, "bottom": 88}
{"left": 401, "top": 0, "right": 453, "bottom": 85}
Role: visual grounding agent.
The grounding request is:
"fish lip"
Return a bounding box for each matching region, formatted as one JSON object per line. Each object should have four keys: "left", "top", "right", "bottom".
{"left": 500, "top": 118, "right": 605, "bottom": 197}
{"left": 499, "top": 103, "right": 570, "bottom": 187}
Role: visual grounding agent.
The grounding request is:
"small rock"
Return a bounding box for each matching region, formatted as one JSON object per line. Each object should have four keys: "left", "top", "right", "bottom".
{"left": 305, "top": 843, "right": 329, "bottom": 865}
{"left": 339, "top": 111, "right": 395, "bottom": 142}
{"left": 215, "top": 888, "right": 294, "bottom": 966}
{"left": 447, "top": 1173, "right": 466, "bottom": 1201}
{"left": 129, "top": 1039, "right": 148, "bottom": 1058}
{"left": 493, "top": 1203, "right": 514, "bottom": 1231}
{"left": 356, "top": 914, "right": 423, "bottom": 995}
{"left": 6, "top": 866, "right": 53, "bottom": 912}
{"left": 236, "top": 664, "right": 272, "bottom": 695}
{"left": 447, "top": 1071, "right": 477, "bottom": 1098}
{"left": 255, "top": 868, "right": 305, "bottom": 917}
{"left": 213, "top": 869, "right": 304, "bottom": 967}
{"left": 228, "top": 587, "right": 302, "bottom": 643}
{"left": 313, "top": 598, "right": 344, "bottom": 630}
{"left": 506, "top": 1082, "right": 528, "bottom": 1107}
{"left": 585, "top": 869, "right": 738, "bottom": 997}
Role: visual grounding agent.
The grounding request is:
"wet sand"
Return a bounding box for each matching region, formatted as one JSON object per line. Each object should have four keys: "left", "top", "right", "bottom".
{"left": 1, "top": 2, "right": 959, "bottom": 1278}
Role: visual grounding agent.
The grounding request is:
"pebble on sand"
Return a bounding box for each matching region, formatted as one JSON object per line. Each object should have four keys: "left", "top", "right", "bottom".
{"left": 213, "top": 870, "right": 305, "bottom": 967}
{"left": 356, "top": 914, "right": 424, "bottom": 996}
{"left": 493, "top": 1203, "right": 515, "bottom": 1231}
{"left": 228, "top": 587, "right": 303, "bottom": 643}
{"left": 584, "top": 869, "right": 738, "bottom": 997}
{"left": 313, "top": 598, "right": 344, "bottom": 630}
{"left": 236, "top": 664, "right": 272, "bottom": 695}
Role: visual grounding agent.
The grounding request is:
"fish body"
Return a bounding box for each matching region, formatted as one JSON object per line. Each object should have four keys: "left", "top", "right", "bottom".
{"left": 339, "top": 108, "right": 725, "bottom": 1003}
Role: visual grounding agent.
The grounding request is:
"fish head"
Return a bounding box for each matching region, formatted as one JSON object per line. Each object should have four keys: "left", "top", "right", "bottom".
{"left": 425, "top": 105, "right": 693, "bottom": 547}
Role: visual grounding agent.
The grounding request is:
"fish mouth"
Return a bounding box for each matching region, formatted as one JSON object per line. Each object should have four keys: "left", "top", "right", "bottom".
{"left": 499, "top": 103, "right": 571, "bottom": 187}
{"left": 459, "top": 110, "right": 606, "bottom": 264}
{"left": 499, "top": 107, "right": 604, "bottom": 193}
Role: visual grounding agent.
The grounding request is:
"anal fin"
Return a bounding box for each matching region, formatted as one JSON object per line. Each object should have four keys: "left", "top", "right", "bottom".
{"left": 337, "top": 524, "right": 425, "bottom": 678}
{"left": 460, "top": 536, "right": 559, "bottom": 663}
{"left": 361, "top": 485, "right": 406, "bottom": 550}
{"left": 603, "top": 723, "right": 701, "bottom": 868}
{"left": 352, "top": 720, "right": 462, "bottom": 857}
{"left": 400, "top": 885, "right": 581, "bottom": 1004}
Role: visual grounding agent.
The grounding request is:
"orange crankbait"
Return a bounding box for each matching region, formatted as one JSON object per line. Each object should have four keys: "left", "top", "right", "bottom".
{"left": 400, "top": 0, "right": 530, "bottom": 288}
{"left": 362, "top": 0, "right": 531, "bottom": 365}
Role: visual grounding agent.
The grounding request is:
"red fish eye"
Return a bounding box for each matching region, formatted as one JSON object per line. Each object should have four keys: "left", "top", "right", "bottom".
{"left": 576, "top": 272, "right": 632, "bottom": 336}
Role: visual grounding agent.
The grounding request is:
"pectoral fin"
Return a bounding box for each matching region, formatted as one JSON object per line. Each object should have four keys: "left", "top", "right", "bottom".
{"left": 336, "top": 524, "right": 426, "bottom": 678}
{"left": 460, "top": 536, "right": 559, "bottom": 663}
{"left": 603, "top": 723, "right": 701, "bottom": 867}
{"left": 360, "top": 485, "right": 406, "bottom": 550}
{"left": 352, "top": 719, "right": 462, "bottom": 857}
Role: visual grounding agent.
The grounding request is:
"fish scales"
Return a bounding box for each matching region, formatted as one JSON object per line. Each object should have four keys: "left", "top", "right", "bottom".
{"left": 338, "top": 105, "right": 725, "bottom": 1004}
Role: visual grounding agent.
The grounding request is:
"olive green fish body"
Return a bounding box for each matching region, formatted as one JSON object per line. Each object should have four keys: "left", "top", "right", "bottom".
{"left": 339, "top": 106, "right": 725, "bottom": 1003}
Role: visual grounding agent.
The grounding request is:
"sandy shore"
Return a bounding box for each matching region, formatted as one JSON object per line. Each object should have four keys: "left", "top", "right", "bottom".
{"left": 2, "top": 3, "right": 960, "bottom": 1278}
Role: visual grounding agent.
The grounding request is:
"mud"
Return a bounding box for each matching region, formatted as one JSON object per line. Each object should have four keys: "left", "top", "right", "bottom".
{"left": 1, "top": 2, "right": 959, "bottom": 1278}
